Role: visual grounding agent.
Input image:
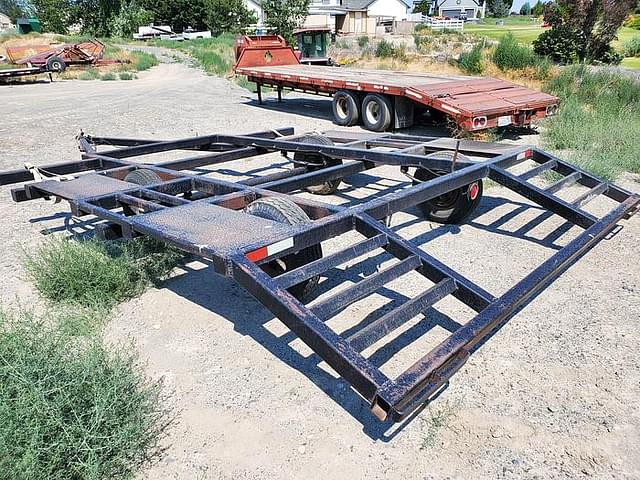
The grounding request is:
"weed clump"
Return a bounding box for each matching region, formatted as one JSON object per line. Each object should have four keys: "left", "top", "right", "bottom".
{"left": 458, "top": 45, "right": 484, "bottom": 74}
{"left": 0, "top": 308, "right": 169, "bottom": 479}
{"left": 623, "top": 36, "right": 640, "bottom": 57}
{"left": 24, "top": 236, "right": 185, "bottom": 309}
{"left": 493, "top": 32, "right": 538, "bottom": 70}
{"left": 542, "top": 65, "right": 640, "bottom": 180}
{"left": 129, "top": 50, "right": 159, "bottom": 71}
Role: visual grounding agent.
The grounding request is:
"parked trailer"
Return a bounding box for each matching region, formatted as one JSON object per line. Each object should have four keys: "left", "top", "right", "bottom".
{"left": 234, "top": 35, "right": 560, "bottom": 132}
{"left": 6, "top": 39, "right": 119, "bottom": 73}
{"left": 1, "top": 129, "right": 637, "bottom": 423}
{"left": 0, "top": 66, "right": 49, "bottom": 80}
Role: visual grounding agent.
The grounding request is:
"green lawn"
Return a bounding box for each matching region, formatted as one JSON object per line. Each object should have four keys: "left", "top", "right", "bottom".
{"left": 465, "top": 18, "right": 544, "bottom": 45}
{"left": 465, "top": 19, "right": 640, "bottom": 69}
{"left": 621, "top": 56, "right": 640, "bottom": 68}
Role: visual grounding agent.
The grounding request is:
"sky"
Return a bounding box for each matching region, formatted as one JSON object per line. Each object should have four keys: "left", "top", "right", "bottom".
{"left": 510, "top": 0, "right": 548, "bottom": 12}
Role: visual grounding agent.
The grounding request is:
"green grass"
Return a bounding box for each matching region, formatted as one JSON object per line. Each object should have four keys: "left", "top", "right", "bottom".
{"left": 150, "top": 34, "right": 235, "bottom": 76}
{"left": 78, "top": 68, "right": 101, "bottom": 80}
{"left": 24, "top": 236, "right": 185, "bottom": 310}
{"left": 466, "top": 20, "right": 639, "bottom": 65}
{"left": 458, "top": 44, "right": 484, "bottom": 74}
{"left": 128, "top": 50, "right": 159, "bottom": 71}
{"left": 0, "top": 307, "right": 169, "bottom": 480}
{"left": 465, "top": 17, "right": 544, "bottom": 45}
{"left": 119, "top": 71, "right": 135, "bottom": 80}
{"left": 542, "top": 65, "right": 640, "bottom": 180}
{"left": 621, "top": 56, "right": 640, "bottom": 69}
{"left": 100, "top": 71, "right": 116, "bottom": 80}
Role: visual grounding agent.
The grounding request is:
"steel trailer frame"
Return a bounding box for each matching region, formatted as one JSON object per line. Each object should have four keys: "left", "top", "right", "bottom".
{"left": 1, "top": 128, "right": 638, "bottom": 423}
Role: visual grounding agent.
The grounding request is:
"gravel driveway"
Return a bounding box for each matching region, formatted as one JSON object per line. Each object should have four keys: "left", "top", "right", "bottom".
{"left": 1, "top": 59, "right": 639, "bottom": 480}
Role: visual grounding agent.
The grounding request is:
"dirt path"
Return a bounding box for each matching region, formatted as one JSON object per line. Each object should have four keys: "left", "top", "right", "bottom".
{"left": 1, "top": 59, "right": 639, "bottom": 480}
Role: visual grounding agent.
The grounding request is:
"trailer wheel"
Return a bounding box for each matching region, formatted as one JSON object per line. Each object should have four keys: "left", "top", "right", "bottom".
{"left": 293, "top": 134, "right": 343, "bottom": 195}
{"left": 361, "top": 94, "right": 393, "bottom": 132}
{"left": 246, "top": 197, "right": 322, "bottom": 300}
{"left": 121, "top": 168, "right": 162, "bottom": 215}
{"left": 332, "top": 90, "right": 360, "bottom": 126}
{"left": 413, "top": 151, "right": 483, "bottom": 224}
{"left": 46, "top": 56, "right": 66, "bottom": 73}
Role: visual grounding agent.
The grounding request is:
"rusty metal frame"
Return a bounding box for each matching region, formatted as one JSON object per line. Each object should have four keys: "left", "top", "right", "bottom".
{"left": 1, "top": 127, "right": 638, "bottom": 423}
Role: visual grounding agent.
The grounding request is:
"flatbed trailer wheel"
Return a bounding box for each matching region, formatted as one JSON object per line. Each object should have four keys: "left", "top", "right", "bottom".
{"left": 121, "top": 168, "right": 162, "bottom": 215}
{"left": 361, "top": 93, "right": 393, "bottom": 132}
{"left": 332, "top": 90, "right": 360, "bottom": 127}
{"left": 292, "top": 135, "right": 343, "bottom": 195}
{"left": 246, "top": 197, "right": 322, "bottom": 300}
{"left": 46, "top": 56, "right": 66, "bottom": 72}
{"left": 413, "top": 151, "right": 483, "bottom": 224}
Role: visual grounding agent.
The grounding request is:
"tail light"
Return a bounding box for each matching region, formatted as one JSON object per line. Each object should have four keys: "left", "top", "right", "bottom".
{"left": 472, "top": 116, "right": 487, "bottom": 129}
{"left": 546, "top": 104, "right": 559, "bottom": 116}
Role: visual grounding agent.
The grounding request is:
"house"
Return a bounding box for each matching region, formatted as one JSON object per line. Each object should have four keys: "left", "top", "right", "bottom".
{"left": 0, "top": 12, "right": 13, "bottom": 31}
{"left": 429, "top": 0, "right": 486, "bottom": 19}
{"left": 304, "top": 0, "right": 412, "bottom": 34}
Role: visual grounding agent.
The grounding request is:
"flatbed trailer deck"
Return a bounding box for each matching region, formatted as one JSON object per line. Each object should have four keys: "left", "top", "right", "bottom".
{"left": 234, "top": 35, "right": 559, "bottom": 132}
{"left": 1, "top": 128, "right": 637, "bottom": 423}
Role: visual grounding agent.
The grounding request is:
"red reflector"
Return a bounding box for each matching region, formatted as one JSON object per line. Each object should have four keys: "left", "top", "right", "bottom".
{"left": 246, "top": 246, "right": 269, "bottom": 262}
{"left": 468, "top": 182, "right": 480, "bottom": 201}
{"left": 525, "top": 148, "right": 533, "bottom": 159}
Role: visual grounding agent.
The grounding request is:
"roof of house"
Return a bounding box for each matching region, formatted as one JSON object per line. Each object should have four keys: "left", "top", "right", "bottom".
{"left": 435, "top": 0, "right": 483, "bottom": 7}
{"left": 0, "top": 12, "right": 12, "bottom": 24}
{"left": 342, "top": 0, "right": 413, "bottom": 10}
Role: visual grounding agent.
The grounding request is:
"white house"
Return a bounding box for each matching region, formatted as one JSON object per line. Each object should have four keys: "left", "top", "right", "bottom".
{"left": 305, "top": 0, "right": 412, "bottom": 33}
{"left": 0, "top": 12, "right": 13, "bottom": 31}
{"left": 429, "top": 0, "right": 486, "bottom": 19}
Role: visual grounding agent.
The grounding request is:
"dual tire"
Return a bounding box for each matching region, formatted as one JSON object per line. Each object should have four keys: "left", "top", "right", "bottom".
{"left": 331, "top": 90, "right": 393, "bottom": 132}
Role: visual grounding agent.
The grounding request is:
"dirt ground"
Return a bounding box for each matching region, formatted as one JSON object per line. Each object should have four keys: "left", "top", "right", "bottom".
{"left": 1, "top": 57, "right": 639, "bottom": 480}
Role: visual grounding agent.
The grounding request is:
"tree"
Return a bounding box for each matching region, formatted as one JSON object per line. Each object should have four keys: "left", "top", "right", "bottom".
{"left": 74, "top": 0, "right": 123, "bottom": 36}
{"left": 110, "top": 3, "right": 154, "bottom": 38}
{"left": 0, "top": 0, "right": 32, "bottom": 22}
{"left": 138, "top": 0, "right": 209, "bottom": 31}
{"left": 486, "top": 0, "right": 512, "bottom": 18}
{"left": 262, "top": 0, "right": 310, "bottom": 44}
{"left": 30, "top": 0, "right": 73, "bottom": 33}
{"left": 532, "top": 0, "right": 544, "bottom": 16}
{"left": 533, "top": 0, "right": 636, "bottom": 64}
{"left": 206, "top": 0, "right": 256, "bottom": 35}
{"left": 413, "top": 0, "right": 430, "bottom": 15}
{"left": 520, "top": 2, "right": 531, "bottom": 15}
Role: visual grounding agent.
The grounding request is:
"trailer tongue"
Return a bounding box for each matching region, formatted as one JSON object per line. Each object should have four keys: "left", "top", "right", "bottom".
{"left": 234, "top": 35, "right": 559, "bottom": 132}
{"left": 1, "top": 129, "right": 636, "bottom": 423}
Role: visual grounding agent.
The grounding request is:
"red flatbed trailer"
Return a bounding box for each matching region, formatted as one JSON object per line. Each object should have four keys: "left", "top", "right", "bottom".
{"left": 234, "top": 35, "right": 559, "bottom": 132}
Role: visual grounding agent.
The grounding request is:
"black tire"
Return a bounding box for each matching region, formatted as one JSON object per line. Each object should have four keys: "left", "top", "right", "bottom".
{"left": 361, "top": 93, "right": 393, "bottom": 132}
{"left": 292, "top": 134, "right": 343, "bottom": 195}
{"left": 122, "top": 168, "right": 162, "bottom": 215}
{"left": 245, "top": 197, "right": 322, "bottom": 300}
{"left": 413, "top": 151, "right": 483, "bottom": 224}
{"left": 46, "top": 56, "right": 66, "bottom": 73}
{"left": 332, "top": 90, "right": 360, "bottom": 127}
